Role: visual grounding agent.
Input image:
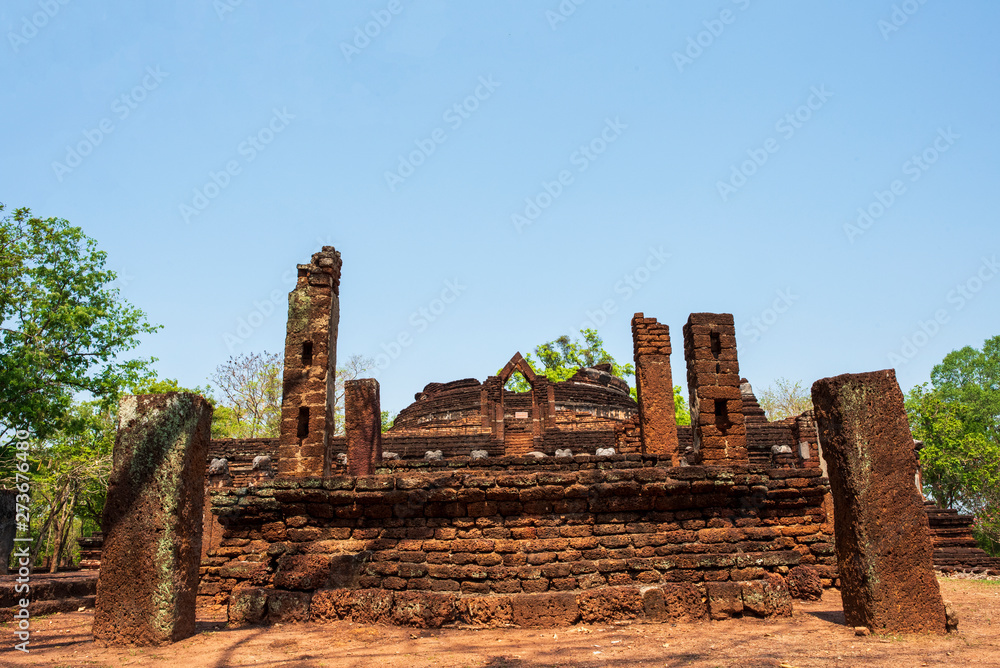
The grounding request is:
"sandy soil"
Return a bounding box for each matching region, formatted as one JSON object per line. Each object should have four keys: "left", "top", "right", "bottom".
{"left": 3, "top": 579, "right": 998, "bottom": 668}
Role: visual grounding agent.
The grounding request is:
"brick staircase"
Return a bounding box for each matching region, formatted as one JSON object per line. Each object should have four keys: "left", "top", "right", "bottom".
{"left": 925, "top": 501, "right": 1000, "bottom": 576}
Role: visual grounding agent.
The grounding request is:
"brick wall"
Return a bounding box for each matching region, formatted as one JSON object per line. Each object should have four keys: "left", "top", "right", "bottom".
{"left": 203, "top": 458, "right": 835, "bottom": 613}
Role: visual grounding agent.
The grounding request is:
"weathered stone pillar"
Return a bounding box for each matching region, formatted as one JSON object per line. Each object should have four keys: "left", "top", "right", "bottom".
{"left": 94, "top": 393, "right": 212, "bottom": 646}
{"left": 345, "top": 378, "right": 382, "bottom": 476}
{"left": 277, "top": 246, "right": 341, "bottom": 478}
{"left": 811, "top": 369, "right": 947, "bottom": 634}
{"left": 0, "top": 489, "right": 15, "bottom": 575}
{"left": 631, "top": 313, "right": 680, "bottom": 462}
{"left": 682, "top": 313, "right": 747, "bottom": 465}
{"left": 202, "top": 459, "right": 231, "bottom": 562}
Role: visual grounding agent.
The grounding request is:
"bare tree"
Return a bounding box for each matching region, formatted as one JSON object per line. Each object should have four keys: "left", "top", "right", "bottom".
{"left": 211, "top": 352, "right": 281, "bottom": 438}
{"left": 758, "top": 377, "right": 813, "bottom": 421}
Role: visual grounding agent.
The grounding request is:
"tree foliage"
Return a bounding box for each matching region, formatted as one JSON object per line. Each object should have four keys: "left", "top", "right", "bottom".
{"left": 0, "top": 204, "right": 159, "bottom": 446}
{"left": 674, "top": 385, "right": 691, "bottom": 426}
{"left": 906, "top": 336, "right": 1000, "bottom": 554}
{"left": 210, "top": 352, "right": 281, "bottom": 438}
{"left": 502, "top": 329, "right": 690, "bottom": 426}
{"left": 758, "top": 377, "right": 812, "bottom": 421}
{"left": 503, "top": 329, "right": 635, "bottom": 392}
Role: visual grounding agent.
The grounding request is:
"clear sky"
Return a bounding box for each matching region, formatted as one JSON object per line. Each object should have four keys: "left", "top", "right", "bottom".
{"left": 3, "top": 1, "right": 998, "bottom": 415}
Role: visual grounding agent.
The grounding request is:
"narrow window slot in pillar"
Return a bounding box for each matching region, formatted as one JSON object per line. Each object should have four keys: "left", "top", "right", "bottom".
{"left": 710, "top": 331, "right": 722, "bottom": 358}
{"left": 297, "top": 406, "right": 310, "bottom": 439}
{"left": 714, "top": 399, "right": 730, "bottom": 435}
{"left": 301, "top": 340, "right": 313, "bottom": 367}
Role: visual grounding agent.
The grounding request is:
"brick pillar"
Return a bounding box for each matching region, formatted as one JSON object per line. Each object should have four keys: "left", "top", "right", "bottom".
{"left": 277, "top": 246, "right": 341, "bottom": 478}
{"left": 345, "top": 378, "right": 382, "bottom": 476}
{"left": 682, "top": 313, "right": 747, "bottom": 465}
{"left": 631, "top": 313, "right": 680, "bottom": 462}
{"left": 811, "top": 369, "right": 947, "bottom": 634}
{"left": 202, "top": 460, "right": 231, "bottom": 562}
{"left": 94, "top": 393, "right": 212, "bottom": 646}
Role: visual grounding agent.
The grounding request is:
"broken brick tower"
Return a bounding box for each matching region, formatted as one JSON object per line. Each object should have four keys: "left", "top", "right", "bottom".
{"left": 631, "top": 313, "right": 680, "bottom": 463}
{"left": 277, "top": 246, "right": 342, "bottom": 478}
{"left": 683, "top": 312, "right": 747, "bottom": 465}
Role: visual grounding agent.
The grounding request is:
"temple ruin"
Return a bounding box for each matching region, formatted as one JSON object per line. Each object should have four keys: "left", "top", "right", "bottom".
{"left": 196, "top": 245, "right": 843, "bottom": 627}
{"left": 50, "top": 244, "right": 993, "bottom": 637}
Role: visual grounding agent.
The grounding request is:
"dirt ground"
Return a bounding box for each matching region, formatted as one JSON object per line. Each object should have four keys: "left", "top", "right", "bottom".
{"left": 3, "top": 578, "right": 998, "bottom": 668}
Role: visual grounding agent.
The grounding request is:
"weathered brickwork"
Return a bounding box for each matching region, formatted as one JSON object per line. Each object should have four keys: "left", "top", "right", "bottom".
{"left": 226, "top": 578, "right": 791, "bottom": 628}
{"left": 345, "top": 378, "right": 382, "bottom": 476}
{"left": 683, "top": 313, "right": 747, "bottom": 466}
{"left": 631, "top": 313, "right": 680, "bottom": 462}
{"left": 925, "top": 502, "right": 1000, "bottom": 576}
{"left": 94, "top": 393, "right": 212, "bottom": 646}
{"left": 812, "top": 369, "right": 947, "bottom": 635}
{"left": 204, "top": 458, "right": 834, "bottom": 626}
{"left": 278, "top": 247, "right": 341, "bottom": 478}
{"left": 388, "top": 362, "right": 637, "bottom": 458}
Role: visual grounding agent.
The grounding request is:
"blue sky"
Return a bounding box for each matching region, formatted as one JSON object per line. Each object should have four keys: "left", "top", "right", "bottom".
{"left": 3, "top": 1, "right": 998, "bottom": 414}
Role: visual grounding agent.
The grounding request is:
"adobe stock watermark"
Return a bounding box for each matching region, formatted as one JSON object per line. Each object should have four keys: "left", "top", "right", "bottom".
{"left": 843, "top": 127, "right": 958, "bottom": 244}
{"left": 740, "top": 288, "right": 800, "bottom": 344}
{"left": 223, "top": 268, "right": 299, "bottom": 352}
{"left": 109, "top": 267, "right": 136, "bottom": 291}
{"left": 51, "top": 66, "right": 168, "bottom": 182}
{"left": 578, "top": 246, "right": 670, "bottom": 331}
{"left": 545, "top": 0, "right": 586, "bottom": 30}
{"left": 341, "top": 0, "right": 404, "bottom": 63}
{"left": 180, "top": 107, "right": 294, "bottom": 224}
{"left": 213, "top": 0, "right": 244, "bottom": 21}
{"left": 878, "top": 0, "right": 930, "bottom": 40}
{"left": 717, "top": 85, "right": 833, "bottom": 202}
{"left": 374, "top": 279, "right": 467, "bottom": 371}
{"left": 672, "top": 0, "right": 752, "bottom": 73}
{"left": 888, "top": 254, "right": 998, "bottom": 366}
{"left": 8, "top": 0, "right": 71, "bottom": 53}
{"left": 11, "top": 428, "right": 33, "bottom": 653}
{"left": 384, "top": 76, "right": 500, "bottom": 192}
{"left": 511, "top": 117, "right": 627, "bottom": 233}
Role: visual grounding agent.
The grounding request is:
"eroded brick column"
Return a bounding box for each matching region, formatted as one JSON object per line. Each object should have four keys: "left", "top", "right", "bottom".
{"left": 811, "top": 369, "right": 947, "bottom": 634}
{"left": 345, "top": 378, "right": 382, "bottom": 476}
{"left": 682, "top": 313, "right": 747, "bottom": 465}
{"left": 93, "top": 393, "right": 212, "bottom": 646}
{"left": 278, "top": 247, "right": 341, "bottom": 478}
{"left": 631, "top": 313, "right": 680, "bottom": 462}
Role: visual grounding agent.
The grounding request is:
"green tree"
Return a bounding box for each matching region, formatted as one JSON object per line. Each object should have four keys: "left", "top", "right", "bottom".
{"left": 0, "top": 204, "right": 159, "bottom": 447}
{"left": 503, "top": 329, "right": 635, "bottom": 391}
{"left": 906, "top": 335, "right": 1000, "bottom": 555}
{"left": 674, "top": 385, "right": 691, "bottom": 426}
{"left": 210, "top": 352, "right": 281, "bottom": 438}
{"left": 9, "top": 400, "right": 115, "bottom": 571}
{"left": 758, "top": 377, "right": 812, "bottom": 421}
{"left": 381, "top": 410, "right": 395, "bottom": 433}
{"left": 503, "top": 329, "right": 693, "bottom": 426}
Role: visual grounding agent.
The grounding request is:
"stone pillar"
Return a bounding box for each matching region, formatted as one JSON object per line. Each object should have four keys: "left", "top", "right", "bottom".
{"left": 682, "top": 313, "right": 747, "bottom": 465}
{"left": 93, "top": 393, "right": 212, "bottom": 646}
{"left": 345, "top": 378, "right": 382, "bottom": 476}
{"left": 631, "top": 313, "right": 680, "bottom": 462}
{"left": 277, "top": 246, "right": 341, "bottom": 478}
{"left": 0, "top": 489, "right": 14, "bottom": 575}
{"left": 202, "top": 459, "right": 231, "bottom": 562}
{"left": 811, "top": 369, "right": 947, "bottom": 634}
